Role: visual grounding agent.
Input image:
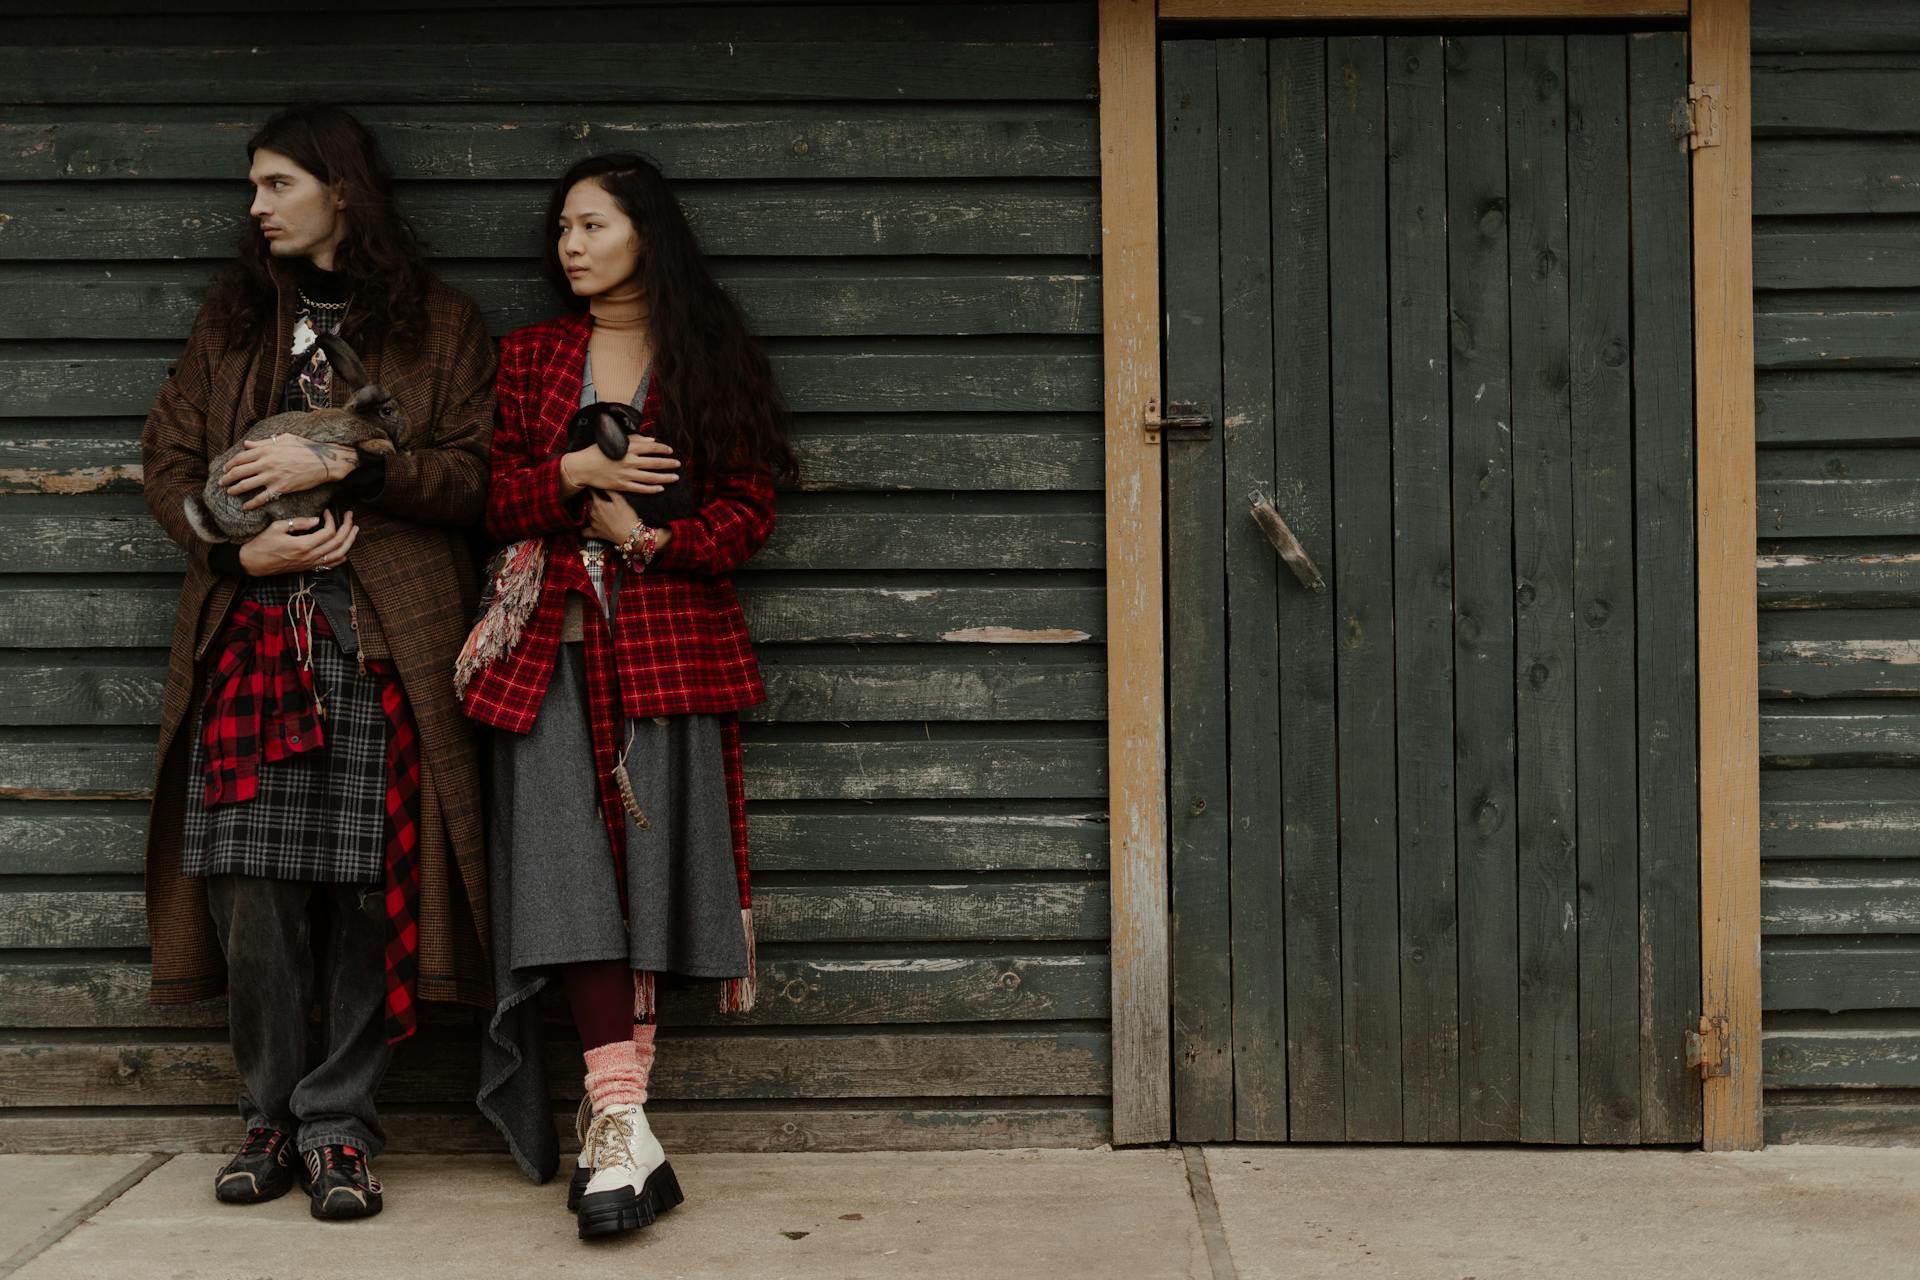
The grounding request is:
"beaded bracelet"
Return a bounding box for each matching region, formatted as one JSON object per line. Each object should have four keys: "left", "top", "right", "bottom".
{"left": 617, "top": 520, "right": 659, "bottom": 571}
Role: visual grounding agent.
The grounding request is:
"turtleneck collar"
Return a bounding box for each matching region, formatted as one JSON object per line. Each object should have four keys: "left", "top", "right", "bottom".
{"left": 292, "top": 256, "right": 349, "bottom": 305}
{"left": 588, "top": 282, "right": 649, "bottom": 335}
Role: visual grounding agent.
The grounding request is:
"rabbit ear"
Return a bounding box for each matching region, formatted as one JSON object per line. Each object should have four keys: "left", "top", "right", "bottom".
{"left": 591, "top": 406, "right": 630, "bottom": 459}
{"left": 348, "top": 384, "right": 392, "bottom": 414}
{"left": 317, "top": 334, "right": 369, "bottom": 393}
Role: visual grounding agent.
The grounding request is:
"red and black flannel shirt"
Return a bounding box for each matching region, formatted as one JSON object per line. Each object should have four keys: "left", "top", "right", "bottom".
{"left": 462, "top": 313, "right": 773, "bottom": 893}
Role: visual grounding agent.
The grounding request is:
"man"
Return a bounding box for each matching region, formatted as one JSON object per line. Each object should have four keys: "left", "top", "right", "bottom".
{"left": 140, "top": 104, "right": 493, "bottom": 1220}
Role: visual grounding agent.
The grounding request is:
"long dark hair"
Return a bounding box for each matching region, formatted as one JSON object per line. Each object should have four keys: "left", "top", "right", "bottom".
{"left": 206, "top": 104, "right": 433, "bottom": 354}
{"left": 542, "top": 153, "right": 797, "bottom": 481}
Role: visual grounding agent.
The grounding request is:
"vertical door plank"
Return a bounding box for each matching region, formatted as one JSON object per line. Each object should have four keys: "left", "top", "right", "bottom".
{"left": 1506, "top": 33, "right": 1581, "bottom": 1145}
{"left": 1628, "top": 28, "right": 1702, "bottom": 1144}
{"left": 1327, "top": 34, "right": 1404, "bottom": 1141}
{"left": 1161, "top": 39, "right": 1235, "bottom": 1142}
{"left": 1218, "top": 37, "right": 1288, "bottom": 1142}
{"left": 1386, "top": 33, "right": 1460, "bottom": 1143}
{"left": 1271, "top": 35, "right": 1346, "bottom": 1142}
{"left": 1567, "top": 33, "right": 1642, "bottom": 1145}
{"left": 1445, "top": 33, "right": 1522, "bottom": 1144}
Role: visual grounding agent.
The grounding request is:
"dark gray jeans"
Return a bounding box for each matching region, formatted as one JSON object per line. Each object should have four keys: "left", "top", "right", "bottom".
{"left": 206, "top": 875, "right": 392, "bottom": 1156}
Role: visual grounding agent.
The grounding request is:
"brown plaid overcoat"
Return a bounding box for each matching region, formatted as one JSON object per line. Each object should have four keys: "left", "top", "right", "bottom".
{"left": 141, "top": 265, "right": 495, "bottom": 1009}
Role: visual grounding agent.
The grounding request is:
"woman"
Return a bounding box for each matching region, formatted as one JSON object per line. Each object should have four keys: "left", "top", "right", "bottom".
{"left": 463, "top": 153, "right": 795, "bottom": 1241}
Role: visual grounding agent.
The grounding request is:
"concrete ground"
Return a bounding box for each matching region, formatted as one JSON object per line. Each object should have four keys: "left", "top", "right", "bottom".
{"left": 3, "top": 1144, "right": 1917, "bottom": 1280}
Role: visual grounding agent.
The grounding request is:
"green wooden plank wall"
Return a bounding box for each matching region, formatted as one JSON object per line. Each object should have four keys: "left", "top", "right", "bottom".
{"left": 0, "top": 0, "right": 1112, "bottom": 1153}
{"left": 1752, "top": 0, "right": 1920, "bottom": 1145}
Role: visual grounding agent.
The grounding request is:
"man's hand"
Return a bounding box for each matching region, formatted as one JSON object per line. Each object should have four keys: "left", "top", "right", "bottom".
{"left": 221, "top": 434, "right": 358, "bottom": 510}
{"left": 558, "top": 435, "right": 680, "bottom": 500}
{"left": 236, "top": 511, "right": 359, "bottom": 576}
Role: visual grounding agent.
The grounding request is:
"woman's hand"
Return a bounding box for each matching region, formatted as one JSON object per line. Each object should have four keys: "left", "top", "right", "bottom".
{"left": 221, "top": 434, "right": 358, "bottom": 511}
{"left": 236, "top": 511, "right": 359, "bottom": 577}
{"left": 558, "top": 435, "right": 680, "bottom": 500}
{"left": 584, "top": 491, "right": 641, "bottom": 545}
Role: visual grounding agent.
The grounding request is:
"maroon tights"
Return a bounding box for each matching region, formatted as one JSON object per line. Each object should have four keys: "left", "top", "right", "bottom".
{"left": 561, "top": 959, "right": 637, "bottom": 1051}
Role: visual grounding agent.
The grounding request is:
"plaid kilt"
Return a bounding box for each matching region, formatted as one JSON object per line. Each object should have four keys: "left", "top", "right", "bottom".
{"left": 181, "top": 578, "right": 390, "bottom": 884}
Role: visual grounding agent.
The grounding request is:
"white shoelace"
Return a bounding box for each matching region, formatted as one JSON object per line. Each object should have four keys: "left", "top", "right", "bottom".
{"left": 584, "top": 1109, "right": 639, "bottom": 1173}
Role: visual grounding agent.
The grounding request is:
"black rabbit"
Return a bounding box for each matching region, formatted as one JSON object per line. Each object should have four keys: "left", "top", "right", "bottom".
{"left": 563, "top": 401, "right": 697, "bottom": 528}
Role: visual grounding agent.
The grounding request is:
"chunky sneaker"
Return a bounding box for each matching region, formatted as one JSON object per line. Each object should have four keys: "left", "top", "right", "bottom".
{"left": 303, "top": 1143, "right": 383, "bottom": 1221}
{"left": 567, "top": 1094, "right": 596, "bottom": 1211}
{"left": 575, "top": 1104, "right": 682, "bottom": 1240}
{"left": 214, "top": 1126, "right": 297, "bottom": 1204}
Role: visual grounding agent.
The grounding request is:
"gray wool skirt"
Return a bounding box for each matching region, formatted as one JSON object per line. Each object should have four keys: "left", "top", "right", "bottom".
{"left": 478, "top": 640, "right": 747, "bottom": 1182}
{"left": 489, "top": 640, "right": 746, "bottom": 977}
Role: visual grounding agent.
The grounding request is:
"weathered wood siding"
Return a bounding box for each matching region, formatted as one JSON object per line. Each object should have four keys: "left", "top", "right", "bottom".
{"left": 0, "top": 0, "right": 1110, "bottom": 1152}
{"left": 1752, "top": 0, "right": 1920, "bottom": 1145}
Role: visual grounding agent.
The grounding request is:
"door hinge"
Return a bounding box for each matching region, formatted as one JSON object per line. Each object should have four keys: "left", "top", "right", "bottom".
{"left": 1684, "top": 83, "right": 1723, "bottom": 150}
{"left": 1686, "top": 1014, "right": 1730, "bottom": 1079}
{"left": 1145, "top": 399, "right": 1212, "bottom": 445}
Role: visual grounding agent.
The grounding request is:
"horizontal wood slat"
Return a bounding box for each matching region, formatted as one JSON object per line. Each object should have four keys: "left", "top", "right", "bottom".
{"left": 1760, "top": 701, "right": 1920, "bottom": 765}
{"left": 1761, "top": 768, "right": 1920, "bottom": 861}
{"left": 1757, "top": 449, "right": 1920, "bottom": 538}
{"left": 1753, "top": 1, "right": 1920, "bottom": 56}
{"left": 0, "top": 1105, "right": 1112, "bottom": 1155}
{"left": 1755, "top": 297, "right": 1920, "bottom": 371}
{"left": 1756, "top": 220, "right": 1920, "bottom": 290}
{"left": 0, "top": 263, "right": 1103, "bottom": 340}
{"left": 1763, "top": 1090, "right": 1920, "bottom": 1145}
{"left": 0, "top": 108, "right": 1099, "bottom": 181}
{"left": 1760, "top": 610, "right": 1920, "bottom": 698}
{"left": 0, "top": 806, "right": 1112, "bottom": 876}
{"left": 0, "top": 882, "right": 1111, "bottom": 949}
{"left": 0, "top": 660, "right": 1113, "bottom": 729}
{"left": 1757, "top": 371, "right": 1920, "bottom": 446}
{"left": 0, "top": 735, "right": 1109, "bottom": 801}
{"left": 1766, "top": 944, "right": 1920, "bottom": 1012}
{"left": 0, "top": 428, "right": 1107, "bottom": 496}
{"left": 0, "top": 954, "right": 1112, "bottom": 1028}
{"left": 0, "top": 43, "right": 1099, "bottom": 105}
{"left": 1763, "top": 875, "right": 1920, "bottom": 934}
{"left": 0, "top": 348, "right": 1105, "bottom": 416}
{"left": 1757, "top": 547, "right": 1920, "bottom": 609}
{"left": 1755, "top": 139, "right": 1920, "bottom": 215}
{"left": 0, "top": 185, "right": 1102, "bottom": 260}
{"left": 1765, "top": 1024, "right": 1920, "bottom": 1088}
{"left": 0, "top": 511, "right": 1107, "bottom": 573}
{"left": 0, "top": 584, "right": 1107, "bottom": 648}
{"left": 0, "top": 1027, "right": 1112, "bottom": 1107}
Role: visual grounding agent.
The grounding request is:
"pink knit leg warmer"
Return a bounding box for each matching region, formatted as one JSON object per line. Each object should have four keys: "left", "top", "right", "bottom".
{"left": 631, "top": 1023, "right": 657, "bottom": 1101}
{"left": 582, "top": 1039, "right": 647, "bottom": 1112}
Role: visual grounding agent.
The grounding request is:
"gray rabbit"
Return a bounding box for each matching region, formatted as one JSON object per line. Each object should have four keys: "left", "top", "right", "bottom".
{"left": 184, "top": 334, "right": 408, "bottom": 543}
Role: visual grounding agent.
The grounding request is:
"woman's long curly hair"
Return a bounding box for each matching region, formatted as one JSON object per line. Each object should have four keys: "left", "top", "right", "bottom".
{"left": 206, "top": 104, "right": 433, "bottom": 354}
{"left": 542, "top": 153, "right": 797, "bottom": 482}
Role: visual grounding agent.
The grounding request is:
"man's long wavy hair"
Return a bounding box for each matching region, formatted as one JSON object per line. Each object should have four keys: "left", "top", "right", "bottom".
{"left": 206, "top": 104, "right": 433, "bottom": 354}
{"left": 543, "top": 153, "right": 797, "bottom": 482}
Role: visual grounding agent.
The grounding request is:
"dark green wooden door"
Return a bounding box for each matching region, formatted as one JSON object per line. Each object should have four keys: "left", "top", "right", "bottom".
{"left": 1163, "top": 31, "right": 1702, "bottom": 1144}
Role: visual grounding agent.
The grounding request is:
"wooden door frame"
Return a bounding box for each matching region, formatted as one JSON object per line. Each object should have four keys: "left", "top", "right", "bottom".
{"left": 1098, "top": 0, "right": 1760, "bottom": 1149}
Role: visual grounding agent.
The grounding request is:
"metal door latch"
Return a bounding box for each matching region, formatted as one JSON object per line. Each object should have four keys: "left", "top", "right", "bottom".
{"left": 1144, "top": 400, "right": 1211, "bottom": 445}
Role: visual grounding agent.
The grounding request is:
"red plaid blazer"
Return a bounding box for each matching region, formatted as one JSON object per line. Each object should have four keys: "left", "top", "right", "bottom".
{"left": 460, "top": 312, "right": 773, "bottom": 732}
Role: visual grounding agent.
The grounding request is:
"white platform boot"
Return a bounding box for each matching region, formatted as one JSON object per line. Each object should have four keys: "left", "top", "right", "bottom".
{"left": 576, "top": 1102, "right": 682, "bottom": 1240}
